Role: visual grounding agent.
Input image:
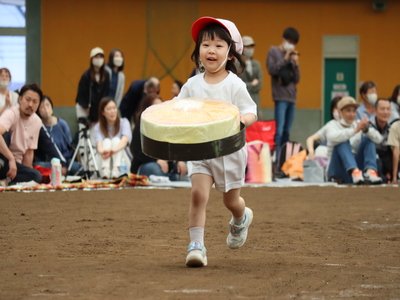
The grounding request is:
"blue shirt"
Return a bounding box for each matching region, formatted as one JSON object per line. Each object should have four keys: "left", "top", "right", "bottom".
{"left": 45, "top": 118, "right": 74, "bottom": 160}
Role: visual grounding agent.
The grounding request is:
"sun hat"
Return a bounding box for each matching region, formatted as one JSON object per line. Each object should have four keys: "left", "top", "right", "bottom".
{"left": 191, "top": 16, "right": 243, "bottom": 54}
{"left": 242, "top": 36, "right": 255, "bottom": 47}
{"left": 90, "top": 47, "right": 104, "bottom": 58}
{"left": 337, "top": 96, "right": 359, "bottom": 111}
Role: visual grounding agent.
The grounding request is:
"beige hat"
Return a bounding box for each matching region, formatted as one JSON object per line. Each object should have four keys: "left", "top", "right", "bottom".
{"left": 90, "top": 47, "right": 104, "bottom": 58}
{"left": 338, "top": 96, "right": 359, "bottom": 111}
{"left": 242, "top": 35, "right": 255, "bottom": 47}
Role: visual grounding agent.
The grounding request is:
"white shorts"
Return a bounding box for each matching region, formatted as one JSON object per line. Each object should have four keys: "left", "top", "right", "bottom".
{"left": 189, "top": 145, "right": 247, "bottom": 192}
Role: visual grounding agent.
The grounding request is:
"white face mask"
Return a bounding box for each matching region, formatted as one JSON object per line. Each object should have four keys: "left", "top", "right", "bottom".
{"left": 283, "top": 40, "right": 295, "bottom": 52}
{"left": 113, "top": 56, "right": 123, "bottom": 67}
{"left": 0, "top": 80, "right": 9, "bottom": 88}
{"left": 243, "top": 48, "right": 254, "bottom": 58}
{"left": 397, "top": 96, "right": 400, "bottom": 105}
{"left": 209, "top": 45, "right": 231, "bottom": 74}
{"left": 92, "top": 57, "right": 104, "bottom": 68}
{"left": 366, "top": 93, "right": 378, "bottom": 105}
{"left": 333, "top": 110, "right": 340, "bottom": 121}
{"left": 339, "top": 117, "right": 353, "bottom": 127}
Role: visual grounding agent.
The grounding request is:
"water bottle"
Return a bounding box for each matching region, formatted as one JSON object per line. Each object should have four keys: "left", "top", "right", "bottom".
{"left": 51, "top": 158, "right": 62, "bottom": 186}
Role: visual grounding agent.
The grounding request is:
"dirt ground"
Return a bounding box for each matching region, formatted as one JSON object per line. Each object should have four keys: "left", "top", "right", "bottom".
{"left": 1, "top": 186, "right": 399, "bottom": 300}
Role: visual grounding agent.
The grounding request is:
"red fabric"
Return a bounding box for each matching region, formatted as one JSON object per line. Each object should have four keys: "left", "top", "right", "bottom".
{"left": 246, "top": 120, "right": 276, "bottom": 152}
{"left": 34, "top": 165, "right": 51, "bottom": 184}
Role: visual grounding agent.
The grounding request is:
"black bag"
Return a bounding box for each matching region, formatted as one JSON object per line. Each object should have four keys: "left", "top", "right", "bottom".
{"left": 278, "top": 62, "right": 296, "bottom": 86}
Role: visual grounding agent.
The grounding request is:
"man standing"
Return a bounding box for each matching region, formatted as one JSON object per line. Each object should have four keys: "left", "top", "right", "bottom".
{"left": 0, "top": 83, "right": 43, "bottom": 184}
{"left": 239, "top": 35, "right": 263, "bottom": 119}
{"left": 266, "top": 27, "right": 300, "bottom": 160}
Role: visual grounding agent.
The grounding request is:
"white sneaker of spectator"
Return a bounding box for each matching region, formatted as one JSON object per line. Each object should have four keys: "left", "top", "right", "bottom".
{"left": 363, "top": 169, "right": 382, "bottom": 184}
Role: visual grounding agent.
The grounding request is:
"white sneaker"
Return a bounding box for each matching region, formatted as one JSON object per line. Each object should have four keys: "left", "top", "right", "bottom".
{"left": 111, "top": 167, "right": 120, "bottom": 179}
{"left": 351, "top": 168, "right": 364, "bottom": 184}
{"left": 101, "top": 167, "right": 111, "bottom": 179}
{"left": 227, "top": 207, "right": 253, "bottom": 249}
{"left": 185, "top": 241, "right": 207, "bottom": 267}
{"left": 363, "top": 169, "right": 382, "bottom": 184}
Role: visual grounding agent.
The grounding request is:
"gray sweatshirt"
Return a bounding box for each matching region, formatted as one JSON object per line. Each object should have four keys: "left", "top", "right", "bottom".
{"left": 266, "top": 46, "right": 300, "bottom": 103}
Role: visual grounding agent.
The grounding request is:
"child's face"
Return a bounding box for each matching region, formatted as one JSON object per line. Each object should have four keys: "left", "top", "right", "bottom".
{"left": 199, "top": 35, "right": 230, "bottom": 74}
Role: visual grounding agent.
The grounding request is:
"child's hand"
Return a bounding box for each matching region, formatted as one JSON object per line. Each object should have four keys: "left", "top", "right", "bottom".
{"left": 240, "top": 113, "right": 257, "bottom": 127}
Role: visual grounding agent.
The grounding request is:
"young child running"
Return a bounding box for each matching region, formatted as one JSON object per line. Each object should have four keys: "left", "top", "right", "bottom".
{"left": 177, "top": 17, "right": 258, "bottom": 267}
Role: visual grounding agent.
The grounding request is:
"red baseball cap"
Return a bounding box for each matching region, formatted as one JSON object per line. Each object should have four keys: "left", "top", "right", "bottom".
{"left": 191, "top": 16, "right": 243, "bottom": 54}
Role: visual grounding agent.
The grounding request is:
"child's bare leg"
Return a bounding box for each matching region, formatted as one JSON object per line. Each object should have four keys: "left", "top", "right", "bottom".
{"left": 223, "top": 188, "right": 253, "bottom": 249}
{"left": 223, "top": 188, "right": 245, "bottom": 219}
{"left": 186, "top": 174, "right": 213, "bottom": 267}
{"left": 189, "top": 174, "right": 213, "bottom": 227}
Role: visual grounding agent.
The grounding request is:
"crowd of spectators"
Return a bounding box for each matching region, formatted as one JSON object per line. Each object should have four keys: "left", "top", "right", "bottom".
{"left": 0, "top": 45, "right": 399, "bottom": 186}
{"left": 306, "top": 82, "right": 400, "bottom": 184}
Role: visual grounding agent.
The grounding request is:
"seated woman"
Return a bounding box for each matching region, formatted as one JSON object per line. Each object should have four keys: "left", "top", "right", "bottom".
{"left": 325, "top": 97, "right": 383, "bottom": 184}
{"left": 0, "top": 68, "right": 19, "bottom": 116}
{"left": 130, "top": 94, "right": 188, "bottom": 181}
{"left": 93, "top": 97, "right": 131, "bottom": 178}
{"left": 37, "top": 95, "right": 81, "bottom": 175}
{"left": 306, "top": 96, "right": 342, "bottom": 160}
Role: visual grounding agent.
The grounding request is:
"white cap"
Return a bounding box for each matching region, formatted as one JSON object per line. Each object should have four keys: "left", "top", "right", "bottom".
{"left": 242, "top": 36, "right": 255, "bottom": 47}
{"left": 90, "top": 47, "right": 104, "bottom": 58}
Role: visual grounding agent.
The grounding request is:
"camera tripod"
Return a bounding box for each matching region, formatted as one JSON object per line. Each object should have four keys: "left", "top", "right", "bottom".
{"left": 68, "top": 124, "right": 100, "bottom": 179}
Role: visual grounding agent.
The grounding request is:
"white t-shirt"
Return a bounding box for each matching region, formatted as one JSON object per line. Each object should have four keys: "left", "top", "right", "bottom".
{"left": 177, "top": 71, "right": 257, "bottom": 117}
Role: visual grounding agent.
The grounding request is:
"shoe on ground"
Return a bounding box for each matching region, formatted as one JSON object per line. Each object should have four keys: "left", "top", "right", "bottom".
{"left": 363, "top": 169, "right": 382, "bottom": 184}
{"left": 185, "top": 241, "right": 207, "bottom": 267}
{"left": 351, "top": 168, "right": 364, "bottom": 184}
{"left": 227, "top": 207, "right": 253, "bottom": 249}
{"left": 101, "top": 167, "right": 111, "bottom": 179}
{"left": 111, "top": 167, "right": 120, "bottom": 179}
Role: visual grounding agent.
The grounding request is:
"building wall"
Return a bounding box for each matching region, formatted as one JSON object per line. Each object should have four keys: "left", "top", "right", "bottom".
{"left": 41, "top": 0, "right": 400, "bottom": 142}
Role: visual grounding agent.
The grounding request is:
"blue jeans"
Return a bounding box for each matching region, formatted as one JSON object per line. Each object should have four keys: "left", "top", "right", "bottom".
{"left": 137, "top": 162, "right": 182, "bottom": 181}
{"left": 328, "top": 136, "right": 378, "bottom": 183}
{"left": 274, "top": 100, "right": 295, "bottom": 156}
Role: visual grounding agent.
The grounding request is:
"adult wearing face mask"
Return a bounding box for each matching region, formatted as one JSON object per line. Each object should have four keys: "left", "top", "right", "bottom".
{"left": 105, "top": 49, "right": 125, "bottom": 108}
{"left": 0, "top": 68, "right": 19, "bottom": 116}
{"left": 75, "top": 47, "right": 110, "bottom": 124}
{"left": 266, "top": 27, "right": 300, "bottom": 161}
{"left": 238, "top": 36, "right": 263, "bottom": 119}
{"left": 356, "top": 81, "right": 377, "bottom": 121}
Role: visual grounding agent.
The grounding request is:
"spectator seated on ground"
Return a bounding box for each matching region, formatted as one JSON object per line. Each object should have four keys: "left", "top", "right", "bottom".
{"left": 387, "top": 119, "right": 400, "bottom": 184}
{"left": 370, "top": 98, "right": 394, "bottom": 183}
{"left": 36, "top": 95, "right": 82, "bottom": 175}
{"left": 0, "top": 67, "right": 19, "bottom": 116}
{"left": 34, "top": 125, "right": 69, "bottom": 179}
{"left": 119, "top": 77, "right": 160, "bottom": 124}
{"left": 356, "top": 80, "right": 377, "bottom": 121}
{"left": 325, "top": 96, "right": 383, "bottom": 185}
{"left": 306, "top": 96, "right": 342, "bottom": 160}
{"left": 130, "top": 93, "right": 188, "bottom": 181}
{"left": 0, "top": 84, "right": 44, "bottom": 184}
{"left": 93, "top": 97, "right": 132, "bottom": 179}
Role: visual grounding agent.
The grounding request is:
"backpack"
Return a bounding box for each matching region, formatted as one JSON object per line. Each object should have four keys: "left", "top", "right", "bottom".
{"left": 245, "top": 141, "right": 272, "bottom": 184}
{"left": 277, "top": 141, "right": 304, "bottom": 172}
